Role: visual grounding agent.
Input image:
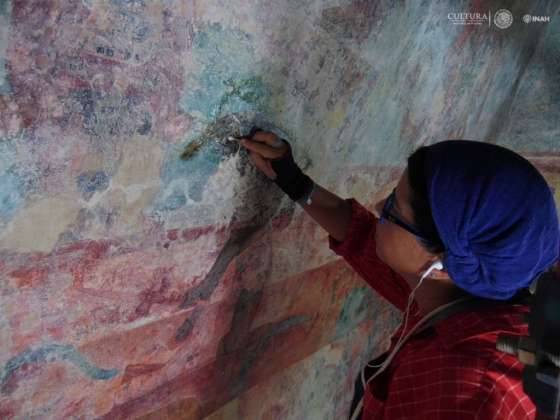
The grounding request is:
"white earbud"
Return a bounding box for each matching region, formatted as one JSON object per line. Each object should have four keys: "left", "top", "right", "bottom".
{"left": 419, "top": 260, "right": 444, "bottom": 283}
{"left": 431, "top": 260, "right": 443, "bottom": 271}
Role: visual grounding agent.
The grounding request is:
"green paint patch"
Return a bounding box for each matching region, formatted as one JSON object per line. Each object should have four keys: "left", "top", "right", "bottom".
{"left": 0, "top": 0, "right": 10, "bottom": 17}
{"left": 181, "top": 22, "right": 270, "bottom": 120}
{"left": 0, "top": 0, "right": 11, "bottom": 94}
{"left": 1, "top": 343, "right": 119, "bottom": 394}
{"left": 217, "top": 76, "right": 268, "bottom": 117}
{"left": 334, "top": 287, "right": 370, "bottom": 339}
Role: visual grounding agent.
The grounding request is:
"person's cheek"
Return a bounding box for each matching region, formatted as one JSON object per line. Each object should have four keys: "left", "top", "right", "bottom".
{"left": 376, "top": 224, "right": 410, "bottom": 273}
{"left": 375, "top": 241, "right": 386, "bottom": 264}
{"left": 375, "top": 221, "right": 390, "bottom": 264}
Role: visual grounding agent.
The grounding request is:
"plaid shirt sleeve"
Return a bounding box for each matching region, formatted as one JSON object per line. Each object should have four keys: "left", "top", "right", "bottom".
{"left": 328, "top": 198, "right": 416, "bottom": 313}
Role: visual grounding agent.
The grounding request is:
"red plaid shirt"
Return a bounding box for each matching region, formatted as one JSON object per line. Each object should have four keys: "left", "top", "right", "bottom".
{"left": 329, "top": 198, "right": 535, "bottom": 420}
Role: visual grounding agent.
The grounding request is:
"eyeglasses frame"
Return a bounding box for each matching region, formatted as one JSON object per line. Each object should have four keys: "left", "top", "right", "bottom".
{"left": 379, "top": 188, "right": 432, "bottom": 243}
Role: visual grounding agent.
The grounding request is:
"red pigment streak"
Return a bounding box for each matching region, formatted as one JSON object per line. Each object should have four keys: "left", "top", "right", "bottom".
{"left": 62, "top": 398, "right": 87, "bottom": 419}
{"left": 82, "top": 52, "right": 123, "bottom": 68}
{"left": 181, "top": 225, "right": 215, "bottom": 241}
{"left": 3, "top": 240, "right": 113, "bottom": 290}
{"left": 167, "top": 229, "right": 179, "bottom": 240}
{"left": 54, "top": 240, "right": 113, "bottom": 288}
{"left": 132, "top": 270, "right": 182, "bottom": 320}
{"left": 122, "top": 363, "right": 166, "bottom": 384}
{"left": 9, "top": 267, "right": 49, "bottom": 288}
{"left": 0, "top": 406, "right": 15, "bottom": 419}
{"left": 19, "top": 103, "right": 36, "bottom": 128}
{"left": 99, "top": 359, "right": 215, "bottom": 419}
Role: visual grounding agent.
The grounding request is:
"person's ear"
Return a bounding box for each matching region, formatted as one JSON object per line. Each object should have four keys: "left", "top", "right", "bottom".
{"left": 422, "top": 258, "right": 451, "bottom": 280}
{"left": 428, "top": 266, "right": 451, "bottom": 280}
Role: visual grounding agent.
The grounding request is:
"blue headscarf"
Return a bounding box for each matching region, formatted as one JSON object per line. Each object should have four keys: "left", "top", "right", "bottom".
{"left": 424, "top": 140, "right": 560, "bottom": 300}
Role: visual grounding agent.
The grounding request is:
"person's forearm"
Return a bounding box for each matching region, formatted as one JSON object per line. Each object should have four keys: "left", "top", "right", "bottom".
{"left": 299, "top": 182, "right": 352, "bottom": 242}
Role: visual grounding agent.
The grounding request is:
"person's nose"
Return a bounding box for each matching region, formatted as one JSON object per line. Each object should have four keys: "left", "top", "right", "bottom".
{"left": 373, "top": 198, "right": 385, "bottom": 219}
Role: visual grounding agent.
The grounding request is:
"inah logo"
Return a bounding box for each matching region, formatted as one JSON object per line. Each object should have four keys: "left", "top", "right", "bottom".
{"left": 522, "top": 14, "right": 551, "bottom": 24}
{"left": 494, "top": 9, "right": 514, "bottom": 29}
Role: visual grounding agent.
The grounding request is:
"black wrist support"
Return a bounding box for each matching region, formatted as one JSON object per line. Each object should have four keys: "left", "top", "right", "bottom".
{"left": 269, "top": 139, "right": 314, "bottom": 202}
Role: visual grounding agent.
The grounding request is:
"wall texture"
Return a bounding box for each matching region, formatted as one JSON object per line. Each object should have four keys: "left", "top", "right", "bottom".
{"left": 0, "top": 1, "right": 559, "bottom": 419}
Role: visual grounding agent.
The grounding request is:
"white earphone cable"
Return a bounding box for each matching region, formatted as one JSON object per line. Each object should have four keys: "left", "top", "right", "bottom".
{"left": 350, "top": 261, "right": 471, "bottom": 420}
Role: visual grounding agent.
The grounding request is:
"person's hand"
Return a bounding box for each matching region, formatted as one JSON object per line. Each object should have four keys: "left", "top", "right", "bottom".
{"left": 239, "top": 127, "right": 314, "bottom": 203}
{"left": 239, "top": 129, "right": 289, "bottom": 180}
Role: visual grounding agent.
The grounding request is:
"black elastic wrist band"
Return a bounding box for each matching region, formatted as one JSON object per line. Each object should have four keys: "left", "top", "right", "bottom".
{"left": 269, "top": 139, "right": 313, "bottom": 202}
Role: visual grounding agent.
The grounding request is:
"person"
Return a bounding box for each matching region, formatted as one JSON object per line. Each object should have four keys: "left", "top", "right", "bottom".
{"left": 239, "top": 128, "right": 560, "bottom": 420}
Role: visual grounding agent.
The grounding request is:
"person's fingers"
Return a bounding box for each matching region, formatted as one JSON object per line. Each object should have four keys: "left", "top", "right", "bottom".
{"left": 256, "top": 134, "right": 285, "bottom": 151}
{"left": 248, "top": 151, "right": 277, "bottom": 179}
{"left": 240, "top": 138, "right": 285, "bottom": 159}
{"left": 251, "top": 131, "right": 283, "bottom": 148}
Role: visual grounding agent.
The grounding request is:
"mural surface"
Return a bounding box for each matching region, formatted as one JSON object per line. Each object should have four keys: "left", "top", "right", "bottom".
{"left": 0, "top": 0, "right": 559, "bottom": 418}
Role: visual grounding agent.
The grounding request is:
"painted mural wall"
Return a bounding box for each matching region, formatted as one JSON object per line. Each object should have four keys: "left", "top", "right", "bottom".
{"left": 0, "top": 0, "right": 559, "bottom": 419}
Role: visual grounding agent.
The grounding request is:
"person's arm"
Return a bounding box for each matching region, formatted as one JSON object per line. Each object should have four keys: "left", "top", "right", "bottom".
{"left": 303, "top": 184, "right": 413, "bottom": 313}
{"left": 240, "top": 130, "right": 412, "bottom": 311}
{"left": 298, "top": 183, "right": 353, "bottom": 242}
{"left": 239, "top": 131, "right": 353, "bottom": 241}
